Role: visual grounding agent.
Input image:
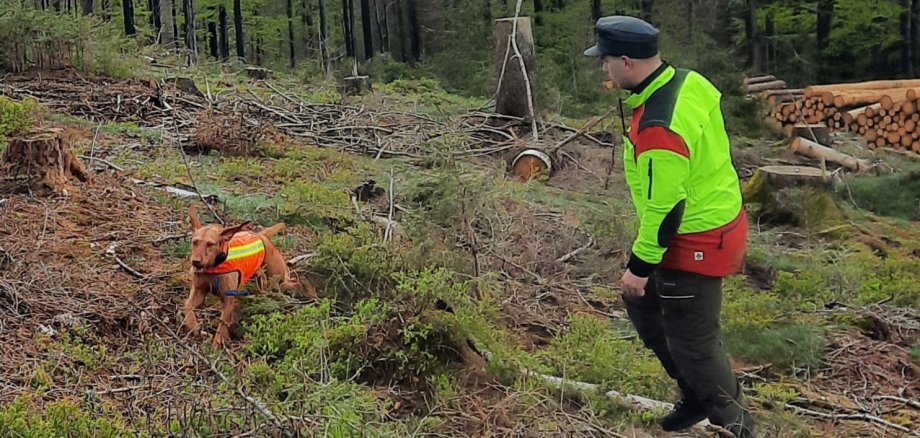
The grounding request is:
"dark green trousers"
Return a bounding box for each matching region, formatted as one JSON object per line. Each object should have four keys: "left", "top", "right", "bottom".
{"left": 623, "top": 269, "right": 754, "bottom": 436}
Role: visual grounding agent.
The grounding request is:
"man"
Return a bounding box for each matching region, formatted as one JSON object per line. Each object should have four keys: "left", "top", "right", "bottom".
{"left": 584, "top": 15, "right": 754, "bottom": 438}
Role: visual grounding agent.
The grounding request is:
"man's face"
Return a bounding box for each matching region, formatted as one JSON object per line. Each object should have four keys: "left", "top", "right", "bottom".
{"left": 602, "top": 55, "right": 629, "bottom": 89}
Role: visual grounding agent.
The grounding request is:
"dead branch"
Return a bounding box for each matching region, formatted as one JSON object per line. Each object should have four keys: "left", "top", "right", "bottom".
{"left": 785, "top": 402, "right": 918, "bottom": 435}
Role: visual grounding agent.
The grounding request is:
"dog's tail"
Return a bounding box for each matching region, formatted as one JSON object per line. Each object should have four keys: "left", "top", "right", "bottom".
{"left": 261, "top": 223, "right": 286, "bottom": 238}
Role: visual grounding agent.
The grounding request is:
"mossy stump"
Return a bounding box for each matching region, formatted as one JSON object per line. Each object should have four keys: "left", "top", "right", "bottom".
{"left": 742, "top": 165, "right": 845, "bottom": 233}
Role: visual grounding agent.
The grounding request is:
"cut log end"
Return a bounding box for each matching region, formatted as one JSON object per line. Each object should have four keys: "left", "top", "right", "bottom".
{"left": 0, "top": 127, "right": 91, "bottom": 195}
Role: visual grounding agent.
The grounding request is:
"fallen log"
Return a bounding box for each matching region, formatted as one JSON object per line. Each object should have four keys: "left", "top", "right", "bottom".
{"left": 746, "top": 80, "right": 787, "bottom": 93}
{"left": 744, "top": 75, "right": 777, "bottom": 86}
{"left": 790, "top": 137, "right": 874, "bottom": 172}
{"left": 805, "top": 79, "right": 920, "bottom": 98}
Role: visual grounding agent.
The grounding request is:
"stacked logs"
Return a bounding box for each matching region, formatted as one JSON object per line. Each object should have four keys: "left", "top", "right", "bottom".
{"left": 751, "top": 76, "right": 920, "bottom": 156}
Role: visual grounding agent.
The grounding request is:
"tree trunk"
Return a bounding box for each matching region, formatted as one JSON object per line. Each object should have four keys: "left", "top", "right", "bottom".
{"left": 208, "top": 20, "right": 219, "bottom": 59}
{"left": 151, "top": 0, "right": 161, "bottom": 33}
{"left": 218, "top": 5, "right": 229, "bottom": 59}
{"left": 375, "top": 0, "right": 387, "bottom": 53}
{"left": 81, "top": 0, "right": 92, "bottom": 15}
{"left": 122, "top": 0, "right": 136, "bottom": 35}
{"left": 361, "top": 0, "right": 374, "bottom": 59}
{"left": 902, "top": 0, "right": 913, "bottom": 77}
{"left": 591, "top": 0, "right": 600, "bottom": 21}
{"left": 407, "top": 0, "right": 421, "bottom": 63}
{"left": 765, "top": 12, "right": 775, "bottom": 72}
{"left": 302, "top": 0, "right": 314, "bottom": 57}
{"left": 234, "top": 0, "right": 244, "bottom": 59}
{"left": 160, "top": 0, "right": 173, "bottom": 44}
{"left": 286, "top": 0, "right": 296, "bottom": 68}
{"left": 172, "top": 1, "right": 179, "bottom": 42}
{"left": 494, "top": 17, "right": 539, "bottom": 120}
{"left": 184, "top": 0, "right": 197, "bottom": 64}
{"left": 816, "top": 0, "right": 834, "bottom": 77}
{"left": 913, "top": 0, "right": 920, "bottom": 72}
{"left": 319, "top": 0, "right": 330, "bottom": 77}
{"left": 343, "top": 0, "right": 355, "bottom": 58}
{"left": 745, "top": 0, "right": 762, "bottom": 73}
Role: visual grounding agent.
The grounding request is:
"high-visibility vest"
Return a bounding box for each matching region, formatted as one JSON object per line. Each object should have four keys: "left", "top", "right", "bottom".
{"left": 204, "top": 232, "right": 266, "bottom": 287}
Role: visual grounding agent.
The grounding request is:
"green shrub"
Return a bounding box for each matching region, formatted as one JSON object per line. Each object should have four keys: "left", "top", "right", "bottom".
{"left": 0, "top": 396, "right": 130, "bottom": 438}
{"left": 0, "top": 96, "right": 38, "bottom": 150}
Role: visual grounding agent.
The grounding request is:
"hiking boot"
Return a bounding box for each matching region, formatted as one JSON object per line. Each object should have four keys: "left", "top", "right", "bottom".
{"left": 660, "top": 398, "right": 708, "bottom": 431}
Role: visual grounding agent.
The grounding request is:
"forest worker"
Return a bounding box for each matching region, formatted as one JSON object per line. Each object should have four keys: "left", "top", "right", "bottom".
{"left": 583, "top": 15, "right": 755, "bottom": 438}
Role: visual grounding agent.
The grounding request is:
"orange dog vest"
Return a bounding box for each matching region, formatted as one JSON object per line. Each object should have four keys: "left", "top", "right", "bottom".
{"left": 204, "top": 232, "right": 266, "bottom": 287}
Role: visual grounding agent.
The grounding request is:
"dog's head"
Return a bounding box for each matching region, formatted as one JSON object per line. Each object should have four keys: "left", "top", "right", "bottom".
{"left": 188, "top": 206, "right": 251, "bottom": 270}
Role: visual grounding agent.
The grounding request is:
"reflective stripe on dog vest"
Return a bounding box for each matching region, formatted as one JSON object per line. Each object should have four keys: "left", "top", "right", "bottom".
{"left": 204, "top": 232, "right": 266, "bottom": 287}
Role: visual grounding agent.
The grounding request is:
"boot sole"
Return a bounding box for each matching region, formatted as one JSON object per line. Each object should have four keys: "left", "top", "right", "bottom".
{"left": 660, "top": 411, "right": 708, "bottom": 432}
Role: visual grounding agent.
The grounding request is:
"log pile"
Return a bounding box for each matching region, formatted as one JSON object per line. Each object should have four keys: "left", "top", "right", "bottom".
{"left": 746, "top": 75, "right": 920, "bottom": 156}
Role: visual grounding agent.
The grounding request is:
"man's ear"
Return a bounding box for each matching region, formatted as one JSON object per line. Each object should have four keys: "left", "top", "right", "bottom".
{"left": 189, "top": 205, "right": 202, "bottom": 231}
{"left": 219, "top": 221, "right": 252, "bottom": 241}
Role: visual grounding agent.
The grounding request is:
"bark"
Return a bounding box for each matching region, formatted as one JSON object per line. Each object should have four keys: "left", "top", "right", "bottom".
{"left": 151, "top": 0, "right": 161, "bottom": 33}
{"left": 208, "top": 21, "right": 219, "bottom": 59}
{"left": 343, "top": 0, "right": 355, "bottom": 58}
{"left": 234, "top": 0, "right": 244, "bottom": 59}
{"left": 301, "top": 0, "right": 314, "bottom": 57}
{"left": 184, "top": 0, "right": 197, "bottom": 64}
{"left": 745, "top": 0, "right": 761, "bottom": 72}
{"left": 361, "top": 0, "right": 374, "bottom": 59}
{"left": 123, "top": 0, "right": 136, "bottom": 35}
{"left": 286, "top": 0, "right": 296, "bottom": 68}
{"left": 219, "top": 6, "right": 229, "bottom": 60}
{"left": 407, "top": 0, "right": 421, "bottom": 62}
{"left": 375, "top": 0, "right": 386, "bottom": 53}
{"left": 160, "top": 0, "right": 173, "bottom": 44}
{"left": 81, "top": 0, "right": 92, "bottom": 15}
{"left": 319, "top": 0, "right": 330, "bottom": 76}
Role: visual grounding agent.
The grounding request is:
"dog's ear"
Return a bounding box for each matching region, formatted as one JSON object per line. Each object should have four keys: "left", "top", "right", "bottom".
{"left": 219, "top": 221, "right": 252, "bottom": 241}
{"left": 189, "top": 205, "right": 202, "bottom": 231}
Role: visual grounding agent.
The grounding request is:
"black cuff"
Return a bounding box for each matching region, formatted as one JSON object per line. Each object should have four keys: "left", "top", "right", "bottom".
{"left": 627, "top": 253, "right": 657, "bottom": 278}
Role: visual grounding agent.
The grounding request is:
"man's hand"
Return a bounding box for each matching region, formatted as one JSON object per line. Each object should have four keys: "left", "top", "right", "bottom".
{"left": 619, "top": 269, "right": 648, "bottom": 298}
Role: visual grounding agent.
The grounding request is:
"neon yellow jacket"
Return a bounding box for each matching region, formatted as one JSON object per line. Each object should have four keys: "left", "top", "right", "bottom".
{"left": 622, "top": 64, "right": 747, "bottom": 278}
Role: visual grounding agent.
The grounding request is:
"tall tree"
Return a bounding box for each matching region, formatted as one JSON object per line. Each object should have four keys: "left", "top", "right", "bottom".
{"left": 591, "top": 0, "right": 600, "bottom": 22}
{"left": 301, "top": 0, "right": 314, "bottom": 57}
{"left": 233, "top": 0, "right": 244, "bottom": 59}
{"left": 343, "top": 0, "right": 356, "bottom": 58}
{"left": 902, "top": 0, "right": 913, "bottom": 76}
{"left": 149, "top": 0, "right": 161, "bottom": 34}
{"left": 361, "top": 0, "right": 374, "bottom": 59}
{"left": 184, "top": 0, "right": 197, "bottom": 64}
{"left": 407, "top": 0, "right": 421, "bottom": 63}
{"left": 319, "top": 0, "right": 330, "bottom": 76}
{"left": 744, "top": 0, "right": 762, "bottom": 73}
{"left": 81, "top": 0, "right": 92, "bottom": 15}
{"left": 816, "top": 0, "right": 834, "bottom": 77}
{"left": 208, "top": 16, "right": 219, "bottom": 59}
{"left": 160, "top": 0, "right": 174, "bottom": 44}
{"left": 218, "top": 5, "right": 230, "bottom": 59}
{"left": 286, "top": 0, "right": 296, "bottom": 68}
{"left": 123, "top": 0, "right": 136, "bottom": 35}
{"left": 172, "top": 1, "right": 179, "bottom": 42}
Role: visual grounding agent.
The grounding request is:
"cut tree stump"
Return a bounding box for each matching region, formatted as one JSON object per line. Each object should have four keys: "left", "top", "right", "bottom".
{"left": 742, "top": 165, "right": 846, "bottom": 233}
{"left": 164, "top": 77, "right": 204, "bottom": 97}
{"left": 791, "top": 123, "right": 831, "bottom": 145}
{"left": 244, "top": 67, "right": 273, "bottom": 80}
{"left": 342, "top": 75, "right": 372, "bottom": 96}
{"left": 494, "top": 17, "right": 539, "bottom": 120}
{"left": 0, "top": 127, "right": 91, "bottom": 195}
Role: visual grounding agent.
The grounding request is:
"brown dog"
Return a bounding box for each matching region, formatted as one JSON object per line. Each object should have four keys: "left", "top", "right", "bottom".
{"left": 184, "top": 205, "right": 316, "bottom": 347}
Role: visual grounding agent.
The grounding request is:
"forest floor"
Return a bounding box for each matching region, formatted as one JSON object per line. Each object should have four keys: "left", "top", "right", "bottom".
{"left": 0, "top": 64, "right": 919, "bottom": 437}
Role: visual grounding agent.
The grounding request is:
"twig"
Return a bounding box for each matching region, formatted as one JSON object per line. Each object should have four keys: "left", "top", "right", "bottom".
{"left": 384, "top": 169, "right": 396, "bottom": 242}
{"left": 89, "top": 121, "right": 103, "bottom": 162}
{"left": 105, "top": 242, "right": 147, "bottom": 280}
{"left": 785, "top": 403, "right": 918, "bottom": 435}
{"left": 79, "top": 155, "right": 124, "bottom": 172}
{"left": 873, "top": 395, "right": 920, "bottom": 410}
{"left": 165, "top": 78, "right": 225, "bottom": 225}
{"left": 287, "top": 253, "right": 316, "bottom": 265}
{"left": 555, "top": 236, "right": 595, "bottom": 264}
{"left": 550, "top": 107, "right": 617, "bottom": 154}
{"left": 146, "top": 312, "right": 290, "bottom": 436}
{"left": 510, "top": 0, "right": 539, "bottom": 141}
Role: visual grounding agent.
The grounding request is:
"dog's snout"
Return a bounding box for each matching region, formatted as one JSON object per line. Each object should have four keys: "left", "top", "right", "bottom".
{"left": 192, "top": 260, "right": 203, "bottom": 269}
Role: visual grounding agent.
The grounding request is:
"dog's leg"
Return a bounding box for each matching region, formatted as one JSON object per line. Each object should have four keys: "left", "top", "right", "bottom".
{"left": 263, "top": 239, "right": 316, "bottom": 299}
{"left": 212, "top": 296, "right": 240, "bottom": 348}
{"left": 183, "top": 284, "right": 207, "bottom": 334}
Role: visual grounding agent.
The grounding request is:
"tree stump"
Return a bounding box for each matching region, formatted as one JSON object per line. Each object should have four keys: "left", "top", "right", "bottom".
{"left": 342, "top": 75, "right": 372, "bottom": 96}
{"left": 742, "top": 165, "right": 845, "bottom": 232}
{"left": 0, "top": 127, "right": 90, "bottom": 195}
{"left": 494, "top": 17, "right": 539, "bottom": 120}
{"left": 165, "top": 77, "right": 204, "bottom": 97}
{"left": 244, "top": 67, "right": 273, "bottom": 80}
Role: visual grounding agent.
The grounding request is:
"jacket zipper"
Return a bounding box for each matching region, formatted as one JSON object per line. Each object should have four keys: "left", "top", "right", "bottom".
{"left": 647, "top": 158, "right": 653, "bottom": 200}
